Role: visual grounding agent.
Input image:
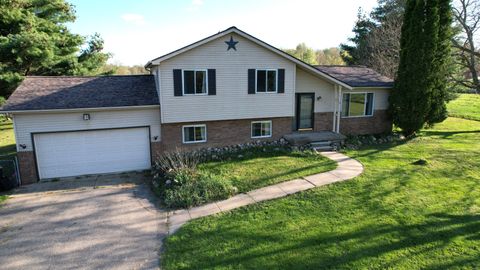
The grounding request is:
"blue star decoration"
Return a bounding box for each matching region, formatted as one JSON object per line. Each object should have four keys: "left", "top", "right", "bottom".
{"left": 225, "top": 36, "right": 238, "bottom": 51}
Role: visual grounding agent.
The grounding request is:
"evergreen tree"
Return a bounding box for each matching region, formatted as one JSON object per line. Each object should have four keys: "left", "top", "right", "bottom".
{"left": 389, "top": 0, "right": 453, "bottom": 135}
{"left": 0, "top": 0, "right": 111, "bottom": 97}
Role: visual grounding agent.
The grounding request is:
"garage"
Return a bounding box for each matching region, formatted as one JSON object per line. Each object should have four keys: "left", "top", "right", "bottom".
{"left": 33, "top": 127, "right": 151, "bottom": 179}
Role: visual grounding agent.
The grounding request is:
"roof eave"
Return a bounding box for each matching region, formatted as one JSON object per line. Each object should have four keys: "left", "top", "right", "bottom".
{"left": 0, "top": 104, "right": 160, "bottom": 114}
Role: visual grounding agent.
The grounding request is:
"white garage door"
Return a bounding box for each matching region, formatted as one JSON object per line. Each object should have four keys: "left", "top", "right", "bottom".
{"left": 34, "top": 127, "right": 151, "bottom": 179}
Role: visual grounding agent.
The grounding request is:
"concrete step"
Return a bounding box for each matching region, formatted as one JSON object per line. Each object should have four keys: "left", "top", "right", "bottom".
{"left": 310, "top": 141, "right": 332, "bottom": 147}
{"left": 313, "top": 145, "right": 334, "bottom": 151}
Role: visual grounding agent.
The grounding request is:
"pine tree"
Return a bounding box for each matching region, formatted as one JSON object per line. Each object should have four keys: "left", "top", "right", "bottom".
{"left": 389, "top": 0, "right": 453, "bottom": 136}
{"left": 427, "top": 0, "right": 452, "bottom": 125}
{"left": 0, "top": 0, "right": 111, "bottom": 97}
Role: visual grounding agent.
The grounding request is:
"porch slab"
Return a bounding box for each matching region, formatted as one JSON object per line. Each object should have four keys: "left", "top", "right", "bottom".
{"left": 284, "top": 131, "right": 346, "bottom": 146}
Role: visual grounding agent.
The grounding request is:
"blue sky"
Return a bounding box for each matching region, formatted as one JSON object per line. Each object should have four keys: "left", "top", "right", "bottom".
{"left": 67, "top": 0, "right": 378, "bottom": 65}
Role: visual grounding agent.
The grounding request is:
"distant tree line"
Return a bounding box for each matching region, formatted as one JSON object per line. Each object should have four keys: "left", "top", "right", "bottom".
{"left": 283, "top": 44, "right": 345, "bottom": 66}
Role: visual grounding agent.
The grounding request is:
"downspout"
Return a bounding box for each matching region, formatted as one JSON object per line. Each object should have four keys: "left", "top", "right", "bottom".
{"left": 332, "top": 85, "right": 337, "bottom": 132}
{"left": 336, "top": 86, "right": 342, "bottom": 133}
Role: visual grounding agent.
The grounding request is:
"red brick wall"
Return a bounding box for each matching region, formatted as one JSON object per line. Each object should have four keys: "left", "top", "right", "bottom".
{"left": 17, "top": 151, "right": 38, "bottom": 185}
{"left": 339, "top": 110, "right": 392, "bottom": 135}
{"left": 151, "top": 141, "right": 163, "bottom": 160}
{"left": 314, "top": 112, "right": 334, "bottom": 132}
{"left": 160, "top": 117, "right": 293, "bottom": 152}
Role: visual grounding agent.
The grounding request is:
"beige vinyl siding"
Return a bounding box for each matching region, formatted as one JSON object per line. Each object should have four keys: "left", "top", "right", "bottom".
{"left": 295, "top": 68, "right": 336, "bottom": 112}
{"left": 158, "top": 33, "right": 296, "bottom": 123}
{"left": 13, "top": 108, "right": 161, "bottom": 152}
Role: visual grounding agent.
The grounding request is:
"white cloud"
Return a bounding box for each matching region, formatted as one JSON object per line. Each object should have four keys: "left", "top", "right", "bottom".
{"left": 192, "top": 0, "right": 204, "bottom": 6}
{"left": 188, "top": 0, "right": 204, "bottom": 12}
{"left": 121, "top": 13, "right": 146, "bottom": 26}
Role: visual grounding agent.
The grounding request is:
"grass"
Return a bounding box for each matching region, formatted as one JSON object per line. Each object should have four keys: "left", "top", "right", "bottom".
{"left": 162, "top": 117, "right": 480, "bottom": 269}
{"left": 0, "top": 118, "right": 16, "bottom": 160}
{"left": 447, "top": 93, "right": 480, "bottom": 121}
{"left": 197, "top": 148, "right": 336, "bottom": 193}
{"left": 0, "top": 195, "right": 8, "bottom": 206}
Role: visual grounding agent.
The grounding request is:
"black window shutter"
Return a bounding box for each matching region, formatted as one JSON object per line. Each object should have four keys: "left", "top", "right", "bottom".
{"left": 173, "top": 69, "right": 183, "bottom": 96}
{"left": 208, "top": 69, "right": 216, "bottom": 95}
{"left": 277, "top": 69, "right": 285, "bottom": 93}
{"left": 248, "top": 69, "right": 256, "bottom": 94}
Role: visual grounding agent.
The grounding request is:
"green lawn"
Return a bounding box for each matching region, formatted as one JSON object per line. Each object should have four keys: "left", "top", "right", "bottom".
{"left": 0, "top": 119, "right": 16, "bottom": 159}
{"left": 163, "top": 117, "right": 480, "bottom": 269}
{"left": 448, "top": 93, "right": 480, "bottom": 121}
{"left": 198, "top": 149, "right": 336, "bottom": 193}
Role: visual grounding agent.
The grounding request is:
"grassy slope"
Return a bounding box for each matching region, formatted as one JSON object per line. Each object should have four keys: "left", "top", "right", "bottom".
{"left": 448, "top": 94, "right": 480, "bottom": 121}
{"left": 0, "top": 119, "right": 16, "bottom": 159}
{"left": 0, "top": 119, "right": 15, "bottom": 204}
{"left": 163, "top": 118, "right": 480, "bottom": 269}
{"left": 198, "top": 150, "right": 336, "bottom": 193}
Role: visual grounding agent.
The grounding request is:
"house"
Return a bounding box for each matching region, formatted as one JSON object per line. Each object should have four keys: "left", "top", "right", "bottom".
{"left": 0, "top": 26, "right": 393, "bottom": 185}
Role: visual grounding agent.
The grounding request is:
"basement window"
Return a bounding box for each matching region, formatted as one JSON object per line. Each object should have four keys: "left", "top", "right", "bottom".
{"left": 182, "top": 125, "right": 207, "bottom": 143}
{"left": 251, "top": 121, "right": 272, "bottom": 138}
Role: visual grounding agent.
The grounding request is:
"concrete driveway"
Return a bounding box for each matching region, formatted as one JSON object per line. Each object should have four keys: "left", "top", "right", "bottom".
{"left": 0, "top": 173, "right": 167, "bottom": 270}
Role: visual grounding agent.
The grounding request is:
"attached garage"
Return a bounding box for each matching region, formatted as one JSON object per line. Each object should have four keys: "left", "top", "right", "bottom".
{"left": 33, "top": 127, "right": 152, "bottom": 179}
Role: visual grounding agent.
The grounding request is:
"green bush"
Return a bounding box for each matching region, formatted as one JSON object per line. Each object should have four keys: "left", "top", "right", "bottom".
{"left": 162, "top": 170, "right": 235, "bottom": 208}
{"left": 152, "top": 151, "right": 236, "bottom": 209}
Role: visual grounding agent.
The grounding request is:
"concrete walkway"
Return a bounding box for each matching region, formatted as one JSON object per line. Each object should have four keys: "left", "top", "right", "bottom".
{"left": 167, "top": 151, "right": 363, "bottom": 234}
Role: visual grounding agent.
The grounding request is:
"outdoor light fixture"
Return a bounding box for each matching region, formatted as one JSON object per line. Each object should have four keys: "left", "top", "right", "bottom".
{"left": 19, "top": 144, "right": 26, "bottom": 149}
{"left": 317, "top": 95, "right": 322, "bottom": 101}
{"left": 83, "top": 113, "right": 90, "bottom": 121}
{"left": 153, "top": 136, "right": 159, "bottom": 141}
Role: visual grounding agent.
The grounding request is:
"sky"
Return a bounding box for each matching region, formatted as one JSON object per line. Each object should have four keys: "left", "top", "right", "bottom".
{"left": 67, "top": 0, "right": 378, "bottom": 66}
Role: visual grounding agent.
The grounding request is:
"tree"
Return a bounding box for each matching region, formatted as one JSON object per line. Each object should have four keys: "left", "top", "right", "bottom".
{"left": 340, "top": 9, "right": 376, "bottom": 66}
{"left": 284, "top": 43, "right": 318, "bottom": 65}
{"left": 316, "top": 48, "right": 345, "bottom": 65}
{"left": 340, "top": 0, "right": 406, "bottom": 78}
{"left": 0, "top": 0, "right": 111, "bottom": 97}
{"left": 390, "top": 0, "right": 453, "bottom": 135}
{"left": 451, "top": 0, "right": 480, "bottom": 93}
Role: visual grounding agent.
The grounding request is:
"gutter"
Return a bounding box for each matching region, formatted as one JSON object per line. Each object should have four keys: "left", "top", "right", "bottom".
{"left": 0, "top": 104, "right": 160, "bottom": 114}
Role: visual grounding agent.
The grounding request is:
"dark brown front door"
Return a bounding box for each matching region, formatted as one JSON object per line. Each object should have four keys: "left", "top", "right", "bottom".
{"left": 296, "top": 93, "right": 314, "bottom": 130}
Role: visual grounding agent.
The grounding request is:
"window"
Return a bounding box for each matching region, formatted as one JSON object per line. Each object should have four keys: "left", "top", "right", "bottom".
{"left": 182, "top": 125, "right": 207, "bottom": 143}
{"left": 183, "top": 70, "right": 207, "bottom": 95}
{"left": 251, "top": 121, "right": 272, "bottom": 138}
{"left": 256, "top": 70, "right": 277, "bottom": 93}
{"left": 342, "top": 93, "right": 374, "bottom": 117}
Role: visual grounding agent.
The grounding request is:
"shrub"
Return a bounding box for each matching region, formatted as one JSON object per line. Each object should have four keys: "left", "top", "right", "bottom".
{"left": 152, "top": 150, "right": 235, "bottom": 208}
{"left": 162, "top": 170, "right": 235, "bottom": 208}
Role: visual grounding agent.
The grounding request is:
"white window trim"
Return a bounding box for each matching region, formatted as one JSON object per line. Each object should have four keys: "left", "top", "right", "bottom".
{"left": 255, "top": 69, "right": 278, "bottom": 94}
{"left": 251, "top": 120, "right": 273, "bottom": 138}
{"left": 341, "top": 92, "right": 375, "bottom": 118}
{"left": 182, "top": 69, "right": 208, "bottom": 96}
{"left": 182, "top": 124, "right": 207, "bottom": 144}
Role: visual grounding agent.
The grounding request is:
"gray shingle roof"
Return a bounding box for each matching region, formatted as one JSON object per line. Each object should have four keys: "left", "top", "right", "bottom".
{"left": 315, "top": 65, "right": 394, "bottom": 88}
{"left": 1, "top": 75, "right": 159, "bottom": 111}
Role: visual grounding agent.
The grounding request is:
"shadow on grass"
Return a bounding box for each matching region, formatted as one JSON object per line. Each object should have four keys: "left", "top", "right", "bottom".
{"left": 0, "top": 144, "right": 16, "bottom": 159}
{"left": 421, "top": 129, "right": 480, "bottom": 138}
{"left": 185, "top": 212, "right": 480, "bottom": 269}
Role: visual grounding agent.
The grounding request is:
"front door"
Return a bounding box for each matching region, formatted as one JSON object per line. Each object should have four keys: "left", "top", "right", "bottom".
{"left": 296, "top": 93, "right": 314, "bottom": 130}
